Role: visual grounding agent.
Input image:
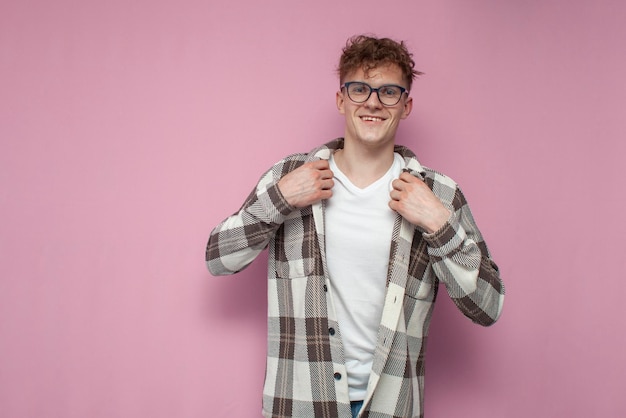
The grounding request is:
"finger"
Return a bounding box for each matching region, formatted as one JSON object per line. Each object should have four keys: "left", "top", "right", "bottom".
{"left": 400, "top": 171, "right": 422, "bottom": 183}
{"left": 391, "top": 178, "right": 404, "bottom": 191}
{"left": 398, "top": 172, "right": 413, "bottom": 182}
{"left": 321, "top": 179, "right": 334, "bottom": 190}
{"left": 319, "top": 169, "right": 334, "bottom": 180}
{"left": 317, "top": 179, "right": 335, "bottom": 190}
{"left": 310, "top": 159, "right": 330, "bottom": 170}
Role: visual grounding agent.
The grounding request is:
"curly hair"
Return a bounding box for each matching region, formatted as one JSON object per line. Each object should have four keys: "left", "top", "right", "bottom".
{"left": 338, "top": 35, "right": 422, "bottom": 91}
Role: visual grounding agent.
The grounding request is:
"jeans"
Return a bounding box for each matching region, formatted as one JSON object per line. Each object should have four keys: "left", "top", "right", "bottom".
{"left": 350, "top": 400, "right": 364, "bottom": 418}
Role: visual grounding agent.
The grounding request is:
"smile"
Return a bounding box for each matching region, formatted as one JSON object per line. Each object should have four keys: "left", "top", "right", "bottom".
{"left": 360, "top": 116, "right": 385, "bottom": 122}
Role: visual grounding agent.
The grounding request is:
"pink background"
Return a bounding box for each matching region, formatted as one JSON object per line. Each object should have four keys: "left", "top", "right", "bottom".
{"left": 2, "top": 0, "right": 625, "bottom": 417}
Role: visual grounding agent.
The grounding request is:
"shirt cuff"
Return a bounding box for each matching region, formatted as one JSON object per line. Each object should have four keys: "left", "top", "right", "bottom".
{"left": 422, "top": 211, "right": 466, "bottom": 258}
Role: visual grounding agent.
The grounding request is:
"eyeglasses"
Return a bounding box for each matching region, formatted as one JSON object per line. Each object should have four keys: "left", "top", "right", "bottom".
{"left": 342, "top": 82, "right": 408, "bottom": 106}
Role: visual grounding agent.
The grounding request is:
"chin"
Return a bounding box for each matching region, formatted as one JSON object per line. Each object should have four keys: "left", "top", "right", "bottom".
{"left": 357, "top": 136, "right": 393, "bottom": 148}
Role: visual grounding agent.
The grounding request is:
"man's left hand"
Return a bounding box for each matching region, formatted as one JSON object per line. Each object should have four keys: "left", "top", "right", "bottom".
{"left": 389, "top": 172, "right": 451, "bottom": 234}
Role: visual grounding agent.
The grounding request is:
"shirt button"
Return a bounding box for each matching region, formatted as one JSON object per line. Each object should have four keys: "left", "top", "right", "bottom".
{"left": 334, "top": 372, "right": 342, "bottom": 381}
{"left": 323, "top": 284, "right": 328, "bottom": 292}
{"left": 328, "top": 327, "right": 335, "bottom": 336}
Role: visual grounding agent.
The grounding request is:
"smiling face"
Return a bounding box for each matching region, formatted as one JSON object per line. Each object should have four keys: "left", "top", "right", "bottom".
{"left": 336, "top": 63, "right": 413, "bottom": 152}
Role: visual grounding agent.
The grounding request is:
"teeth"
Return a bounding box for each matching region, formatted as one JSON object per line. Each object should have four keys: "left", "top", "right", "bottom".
{"left": 361, "top": 116, "right": 383, "bottom": 122}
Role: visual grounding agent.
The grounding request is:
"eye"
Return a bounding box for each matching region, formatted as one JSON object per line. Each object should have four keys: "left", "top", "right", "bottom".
{"left": 349, "top": 83, "right": 368, "bottom": 95}
{"left": 381, "top": 86, "right": 400, "bottom": 97}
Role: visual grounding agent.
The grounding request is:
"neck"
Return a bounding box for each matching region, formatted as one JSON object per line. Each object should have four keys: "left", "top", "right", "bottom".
{"left": 334, "top": 140, "right": 396, "bottom": 188}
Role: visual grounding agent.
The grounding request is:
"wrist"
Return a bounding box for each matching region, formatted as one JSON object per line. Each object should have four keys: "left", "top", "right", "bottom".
{"left": 424, "top": 208, "right": 451, "bottom": 234}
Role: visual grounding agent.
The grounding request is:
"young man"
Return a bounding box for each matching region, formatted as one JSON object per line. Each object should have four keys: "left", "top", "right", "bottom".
{"left": 207, "top": 35, "right": 505, "bottom": 418}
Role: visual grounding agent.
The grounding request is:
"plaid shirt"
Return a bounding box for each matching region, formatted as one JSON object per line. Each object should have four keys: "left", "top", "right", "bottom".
{"left": 207, "top": 138, "right": 504, "bottom": 418}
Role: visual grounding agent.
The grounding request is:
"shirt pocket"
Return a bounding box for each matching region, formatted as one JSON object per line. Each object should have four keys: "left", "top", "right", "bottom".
{"left": 405, "top": 271, "right": 434, "bottom": 300}
{"left": 274, "top": 210, "right": 319, "bottom": 279}
{"left": 275, "top": 254, "right": 315, "bottom": 278}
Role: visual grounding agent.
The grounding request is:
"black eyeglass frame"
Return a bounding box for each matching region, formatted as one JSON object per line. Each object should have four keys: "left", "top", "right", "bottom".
{"left": 341, "top": 81, "right": 408, "bottom": 106}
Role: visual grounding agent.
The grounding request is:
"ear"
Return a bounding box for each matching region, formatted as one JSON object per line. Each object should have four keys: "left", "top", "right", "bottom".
{"left": 401, "top": 96, "right": 413, "bottom": 119}
{"left": 336, "top": 90, "right": 346, "bottom": 115}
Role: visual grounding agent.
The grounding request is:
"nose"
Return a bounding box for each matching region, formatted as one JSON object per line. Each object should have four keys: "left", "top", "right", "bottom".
{"left": 364, "top": 88, "right": 383, "bottom": 108}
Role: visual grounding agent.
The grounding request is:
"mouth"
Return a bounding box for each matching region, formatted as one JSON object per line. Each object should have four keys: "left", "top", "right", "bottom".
{"left": 360, "top": 115, "right": 386, "bottom": 123}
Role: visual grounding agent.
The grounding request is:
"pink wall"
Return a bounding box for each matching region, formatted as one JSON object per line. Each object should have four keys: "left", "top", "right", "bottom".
{"left": 2, "top": 0, "right": 625, "bottom": 416}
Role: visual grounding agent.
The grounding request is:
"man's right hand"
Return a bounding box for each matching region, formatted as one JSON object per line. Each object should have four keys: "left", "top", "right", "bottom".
{"left": 277, "top": 160, "right": 334, "bottom": 208}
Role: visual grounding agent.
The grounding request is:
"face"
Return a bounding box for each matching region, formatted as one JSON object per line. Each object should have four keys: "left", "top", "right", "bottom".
{"left": 336, "top": 64, "right": 413, "bottom": 150}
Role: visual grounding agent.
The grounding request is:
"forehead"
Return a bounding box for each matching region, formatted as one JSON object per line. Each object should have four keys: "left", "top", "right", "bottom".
{"left": 344, "top": 63, "right": 407, "bottom": 87}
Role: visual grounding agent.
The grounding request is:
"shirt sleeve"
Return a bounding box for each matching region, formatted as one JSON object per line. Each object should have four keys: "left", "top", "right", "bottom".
{"left": 422, "top": 182, "right": 505, "bottom": 326}
{"left": 205, "top": 159, "right": 298, "bottom": 276}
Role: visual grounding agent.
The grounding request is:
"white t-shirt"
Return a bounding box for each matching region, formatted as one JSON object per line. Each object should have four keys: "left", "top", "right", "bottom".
{"left": 325, "top": 152, "right": 404, "bottom": 401}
